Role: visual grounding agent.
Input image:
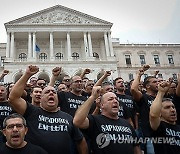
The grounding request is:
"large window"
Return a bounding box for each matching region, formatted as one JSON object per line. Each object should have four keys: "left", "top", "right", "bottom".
{"left": 167, "top": 55, "right": 174, "bottom": 64}
{"left": 125, "top": 55, "right": 131, "bottom": 65}
{"left": 139, "top": 55, "right": 146, "bottom": 65}
{"left": 39, "top": 53, "right": 47, "bottom": 61}
{"left": 72, "top": 52, "right": 79, "bottom": 60}
{"left": 153, "top": 55, "right": 160, "bottom": 65}
{"left": 55, "top": 53, "right": 63, "bottom": 60}
{"left": 19, "top": 53, "right": 27, "bottom": 61}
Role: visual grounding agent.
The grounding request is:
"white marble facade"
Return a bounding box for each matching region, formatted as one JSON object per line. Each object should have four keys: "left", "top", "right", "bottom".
{"left": 0, "top": 5, "right": 180, "bottom": 83}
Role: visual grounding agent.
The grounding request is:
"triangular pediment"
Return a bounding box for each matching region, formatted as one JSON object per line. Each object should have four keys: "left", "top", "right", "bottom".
{"left": 5, "top": 5, "right": 112, "bottom": 26}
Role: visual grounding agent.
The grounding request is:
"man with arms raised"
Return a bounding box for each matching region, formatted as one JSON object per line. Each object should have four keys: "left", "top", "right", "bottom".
{"left": 9, "top": 65, "right": 87, "bottom": 154}
{"left": 150, "top": 81, "right": 180, "bottom": 153}
{"left": 73, "top": 86, "right": 141, "bottom": 154}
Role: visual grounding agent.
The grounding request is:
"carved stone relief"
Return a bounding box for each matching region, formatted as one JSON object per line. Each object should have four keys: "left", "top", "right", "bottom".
{"left": 21, "top": 10, "right": 96, "bottom": 24}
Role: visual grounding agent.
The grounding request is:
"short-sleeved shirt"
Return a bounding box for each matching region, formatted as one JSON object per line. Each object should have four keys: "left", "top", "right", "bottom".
{"left": 58, "top": 91, "right": 87, "bottom": 117}
{"left": 137, "top": 93, "right": 155, "bottom": 137}
{"left": 84, "top": 114, "right": 138, "bottom": 154}
{"left": 116, "top": 93, "right": 137, "bottom": 124}
{"left": 24, "top": 102, "right": 83, "bottom": 154}
{"left": 152, "top": 121, "right": 180, "bottom": 154}
{"left": 0, "top": 142, "right": 48, "bottom": 154}
{"left": 0, "top": 101, "right": 15, "bottom": 129}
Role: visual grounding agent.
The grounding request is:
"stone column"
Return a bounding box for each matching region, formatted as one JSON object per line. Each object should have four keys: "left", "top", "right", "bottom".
{"left": 50, "top": 32, "right": 54, "bottom": 61}
{"left": 67, "top": 32, "right": 71, "bottom": 60}
{"left": 104, "top": 32, "right": 110, "bottom": 57}
{"left": 6, "top": 32, "right": 10, "bottom": 58}
{"left": 83, "top": 32, "right": 88, "bottom": 59}
{"left": 28, "top": 32, "right": 32, "bottom": 59}
{"left": 87, "top": 32, "right": 93, "bottom": 57}
{"left": 10, "top": 32, "right": 14, "bottom": 59}
{"left": 108, "top": 31, "right": 114, "bottom": 57}
{"left": 32, "top": 32, "right": 36, "bottom": 59}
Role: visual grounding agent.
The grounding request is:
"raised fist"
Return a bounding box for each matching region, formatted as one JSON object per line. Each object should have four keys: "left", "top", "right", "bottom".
{"left": 26, "top": 65, "right": 39, "bottom": 75}
{"left": 52, "top": 67, "right": 61, "bottom": 77}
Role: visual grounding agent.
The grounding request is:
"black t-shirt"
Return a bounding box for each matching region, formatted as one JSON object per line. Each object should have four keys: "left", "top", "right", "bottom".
{"left": 0, "top": 101, "right": 15, "bottom": 129}
{"left": 23, "top": 102, "right": 83, "bottom": 154}
{"left": 0, "top": 142, "right": 48, "bottom": 154}
{"left": 137, "top": 93, "right": 155, "bottom": 137}
{"left": 152, "top": 121, "right": 180, "bottom": 154}
{"left": 172, "top": 94, "right": 180, "bottom": 125}
{"left": 58, "top": 91, "right": 87, "bottom": 117}
{"left": 116, "top": 93, "right": 137, "bottom": 123}
{"left": 84, "top": 114, "right": 138, "bottom": 154}
{"left": 118, "top": 101, "right": 131, "bottom": 120}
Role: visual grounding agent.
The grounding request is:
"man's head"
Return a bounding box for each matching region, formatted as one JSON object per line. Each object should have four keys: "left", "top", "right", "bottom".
{"left": 113, "top": 77, "right": 125, "bottom": 93}
{"left": 84, "top": 80, "right": 95, "bottom": 94}
{"left": 2, "top": 113, "right": 28, "bottom": 148}
{"left": 161, "top": 98, "right": 177, "bottom": 125}
{"left": 0, "top": 84, "right": 8, "bottom": 102}
{"left": 167, "top": 82, "right": 177, "bottom": 96}
{"left": 29, "top": 77, "right": 37, "bottom": 87}
{"left": 36, "top": 78, "right": 46, "bottom": 89}
{"left": 143, "top": 76, "right": 159, "bottom": 93}
{"left": 100, "top": 92, "right": 119, "bottom": 119}
{"left": 62, "top": 75, "right": 71, "bottom": 88}
{"left": 102, "top": 81, "right": 114, "bottom": 94}
{"left": 57, "top": 83, "right": 68, "bottom": 92}
{"left": 40, "top": 86, "right": 59, "bottom": 112}
{"left": 30, "top": 86, "right": 42, "bottom": 107}
{"left": 70, "top": 76, "right": 83, "bottom": 95}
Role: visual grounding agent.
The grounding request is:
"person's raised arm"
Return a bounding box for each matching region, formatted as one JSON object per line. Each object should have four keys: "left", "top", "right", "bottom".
{"left": 48, "top": 67, "right": 61, "bottom": 87}
{"left": 94, "top": 70, "right": 111, "bottom": 86}
{"left": 176, "top": 73, "right": 180, "bottom": 97}
{"left": 153, "top": 70, "right": 159, "bottom": 78}
{"left": 73, "top": 86, "right": 101, "bottom": 129}
{"left": 0, "top": 69, "right": 9, "bottom": 81}
{"left": 80, "top": 68, "right": 91, "bottom": 79}
{"left": 9, "top": 65, "right": 39, "bottom": 115}
{"left": 130, "top": 65, "right": 150, "bottom": 102}
{"left": 150, "top": 81, "right": 170, "bottom": 130}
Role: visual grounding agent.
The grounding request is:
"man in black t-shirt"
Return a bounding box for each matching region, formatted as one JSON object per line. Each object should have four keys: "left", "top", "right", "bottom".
{"left": 0, "top": 84, "right": 15, "bottom": 143}
{"left": 131, "top": 65, "right": 159, "bottom": 153}
{"left": 0, "top": 113, "right": 47, "bottom": 154}
{"left": 58, "top": 75, "right": 87, "bottom": 117}
{"left": 150, "top": 81, "right": 180, "bottom": 154}
{"left": 9, "top": 65, "right": 88, "bottom": 154}
{"left": 114, "top": 77, "right": 137, "bottom": 128}
{"left": 73, "top": 86, "right": 141, "bottom": 154}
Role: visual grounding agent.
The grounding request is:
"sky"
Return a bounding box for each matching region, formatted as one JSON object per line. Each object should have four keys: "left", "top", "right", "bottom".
{"left": 0, "top": 0, "right": 179, "bottom": 44}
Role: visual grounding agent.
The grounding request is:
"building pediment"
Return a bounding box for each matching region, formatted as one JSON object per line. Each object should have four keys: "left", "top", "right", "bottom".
{"left": 5, "top": 5, "right": 112, "bottom": 26}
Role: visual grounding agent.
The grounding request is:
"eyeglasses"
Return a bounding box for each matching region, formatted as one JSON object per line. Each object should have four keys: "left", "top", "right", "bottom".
{"left": 6, "top": 123, "right": 24, "bottom": 130}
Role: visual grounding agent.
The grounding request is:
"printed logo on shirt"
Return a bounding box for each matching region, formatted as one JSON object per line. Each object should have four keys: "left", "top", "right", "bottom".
{"left": 68, "top": 98, "right": 84, "bottom": 109}
{"left": 37, "top": 115, "right": 69, "bottom": 132}
{"left": 0, "top": 106, "right": 12, "bottom": 116}
{"left": 95, "top": 124, "right": 133, "bottom": 148}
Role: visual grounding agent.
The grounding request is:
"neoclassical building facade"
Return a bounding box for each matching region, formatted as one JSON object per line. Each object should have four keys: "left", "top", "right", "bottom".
{"left": 0, "top": 5, "right": 180, "bottom": 83}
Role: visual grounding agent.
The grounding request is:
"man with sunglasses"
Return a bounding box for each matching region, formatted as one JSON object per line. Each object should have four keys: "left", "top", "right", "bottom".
{"left": 0, "top": 113, "right": 48, "bottom": 154}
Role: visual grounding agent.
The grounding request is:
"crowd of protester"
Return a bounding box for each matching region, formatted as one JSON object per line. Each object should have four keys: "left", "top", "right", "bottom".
{"left": 0, "top": 65, "right": 179, "bottom": 154}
